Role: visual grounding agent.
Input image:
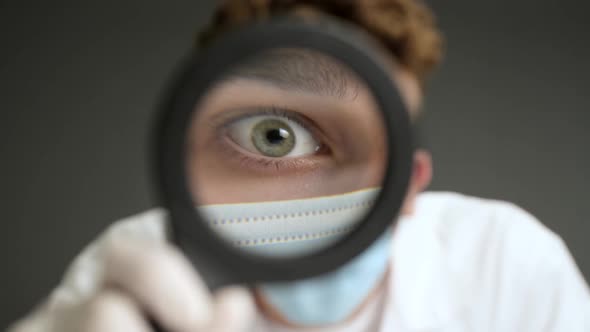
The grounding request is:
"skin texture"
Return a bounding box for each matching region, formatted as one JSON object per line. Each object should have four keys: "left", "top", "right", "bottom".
{"left": 187, "top": 50, "right": 388, "bottom": 204}
{"left": 186, "top": 50, "right": 431, "bottom": 210}
{"left": 188, "top": 78, "right": 387, "bottom": 204}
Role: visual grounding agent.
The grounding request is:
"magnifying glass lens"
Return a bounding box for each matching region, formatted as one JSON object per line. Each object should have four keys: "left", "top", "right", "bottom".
{"left": 186, "top": 48, "right": 389, "bottom": 258}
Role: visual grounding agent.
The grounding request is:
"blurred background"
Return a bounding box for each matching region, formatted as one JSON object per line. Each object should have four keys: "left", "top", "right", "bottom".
{"left": 1, "top": 0, "right": 588, "bottom": 327}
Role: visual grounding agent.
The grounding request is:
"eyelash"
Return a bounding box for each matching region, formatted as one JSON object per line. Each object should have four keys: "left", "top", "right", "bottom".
{"left": 215, "top": 107, "right": 329, "bottom": 173}
{"left": 222, "top": 107, "right": 313, "bottom": 133}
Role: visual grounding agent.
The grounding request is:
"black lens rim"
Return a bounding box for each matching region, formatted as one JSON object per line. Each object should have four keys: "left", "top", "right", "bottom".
{"left": 153, "top": 17, "right": 413, "bottom": 286}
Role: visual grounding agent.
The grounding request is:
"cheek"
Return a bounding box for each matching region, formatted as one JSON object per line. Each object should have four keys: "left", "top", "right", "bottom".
{"left": 188, "top": 152, "right": 384, "bottom": 205}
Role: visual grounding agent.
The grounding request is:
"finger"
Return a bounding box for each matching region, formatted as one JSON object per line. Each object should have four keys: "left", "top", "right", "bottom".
{"left": 102, "top": 239, "right": 213, "bottom": 332}
{"left": 207, "top": 287, "right": 256, "bottom": 332}
{"left": 82, "top": 289, "right": 151, "bottom": 332}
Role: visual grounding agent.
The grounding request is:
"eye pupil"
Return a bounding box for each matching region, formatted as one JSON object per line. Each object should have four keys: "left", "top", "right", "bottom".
{"left": 265, "top": 128, "right": 290, "bottom": 145}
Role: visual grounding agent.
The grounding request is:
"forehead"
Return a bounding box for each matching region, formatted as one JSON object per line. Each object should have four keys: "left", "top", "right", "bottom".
{"left": 225, "top": 48, "right": 362, "bottom": 99}
{"left": 223, "top": 48, "right": 421, "bottom": 114}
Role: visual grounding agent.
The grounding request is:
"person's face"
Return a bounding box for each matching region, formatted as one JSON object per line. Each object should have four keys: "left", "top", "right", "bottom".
{"left": 185, "top": 49, "right": 428, "bottom": 326}
{"left": 186, "top": 49, "right": 425, "bottom": 208}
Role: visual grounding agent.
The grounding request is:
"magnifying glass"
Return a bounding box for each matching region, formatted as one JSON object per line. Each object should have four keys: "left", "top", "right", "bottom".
{"left": 153, "top": 15, "right": 412, "bottom": 298}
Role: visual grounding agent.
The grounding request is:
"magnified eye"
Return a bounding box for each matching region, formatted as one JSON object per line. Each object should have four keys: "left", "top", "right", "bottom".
{"left": 226, "top": 115, "right": 321, "bottom": 158}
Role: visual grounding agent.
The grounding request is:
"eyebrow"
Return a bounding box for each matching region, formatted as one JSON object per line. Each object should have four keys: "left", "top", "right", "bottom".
{"left": 223, "top": 48, "right": 361, "bottom": 99}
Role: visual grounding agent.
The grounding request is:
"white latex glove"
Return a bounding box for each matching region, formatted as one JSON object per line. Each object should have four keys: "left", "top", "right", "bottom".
{"left": 10, "top": 238, "right": 256, "bottom": 332}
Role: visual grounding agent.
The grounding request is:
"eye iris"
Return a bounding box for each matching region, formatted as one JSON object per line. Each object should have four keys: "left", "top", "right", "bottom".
{"left": 251, "top": 119, "right": 296, "bottom": 157}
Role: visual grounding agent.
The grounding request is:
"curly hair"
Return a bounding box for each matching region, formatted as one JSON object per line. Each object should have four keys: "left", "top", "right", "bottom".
{"left": 197, "top": 0, "right": 444, "bottom": 86}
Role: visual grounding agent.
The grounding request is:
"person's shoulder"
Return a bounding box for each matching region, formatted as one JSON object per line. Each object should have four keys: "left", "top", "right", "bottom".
{"left": 415, "top": 191, "right": 568, "bottom": 286}
{"left": 416, "top": 191, "right": 561, "bottom": 248}
{"left": 411, "top": 192, "right": 590, "bottom": 329}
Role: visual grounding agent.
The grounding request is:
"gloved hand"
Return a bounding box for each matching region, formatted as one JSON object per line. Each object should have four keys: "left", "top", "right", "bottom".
{"left": 10, "top": 239, "right": 256, "bottom": 332}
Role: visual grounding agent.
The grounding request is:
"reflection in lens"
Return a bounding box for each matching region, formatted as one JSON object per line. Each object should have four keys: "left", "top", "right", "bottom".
{"left": 186, "top": 48, "right": 389, "bottom": 258}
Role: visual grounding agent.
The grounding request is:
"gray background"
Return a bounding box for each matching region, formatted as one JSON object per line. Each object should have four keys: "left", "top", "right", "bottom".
{"left": 1, "top": 0, "right": 588, "bottom": 328}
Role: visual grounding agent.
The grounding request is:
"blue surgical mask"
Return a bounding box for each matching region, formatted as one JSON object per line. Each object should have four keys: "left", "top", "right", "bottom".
{"left": 258, "top": 230, "right": 392, "bottom": 326}
{"left": 199, "top": 188, "right": 392, "bottom": 326}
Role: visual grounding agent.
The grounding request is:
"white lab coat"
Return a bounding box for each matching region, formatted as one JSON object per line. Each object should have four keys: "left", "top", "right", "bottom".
{"left": 11, "top": 192, "right": 590, "bottom": 331}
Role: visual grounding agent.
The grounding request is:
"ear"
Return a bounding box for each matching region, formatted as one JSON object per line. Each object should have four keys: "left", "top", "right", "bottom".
{"left": 400, "top": 149, "right": 433, "bottom": 215}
